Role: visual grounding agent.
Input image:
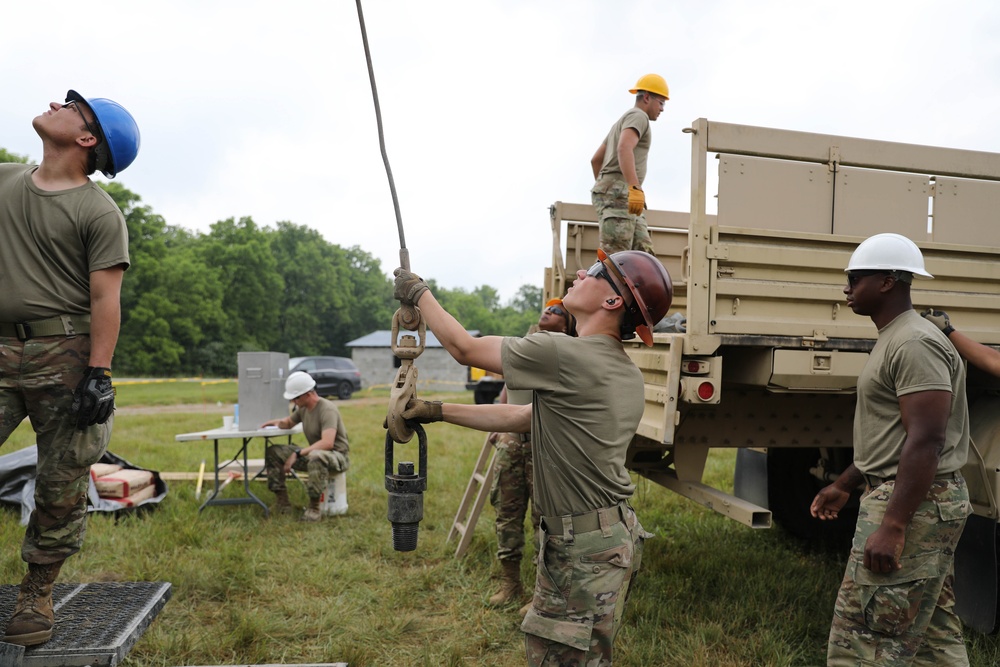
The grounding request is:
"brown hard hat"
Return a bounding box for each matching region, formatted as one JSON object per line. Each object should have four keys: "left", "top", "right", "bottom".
{"left": 599, "top": 248, "right": 673, "bottom": 346}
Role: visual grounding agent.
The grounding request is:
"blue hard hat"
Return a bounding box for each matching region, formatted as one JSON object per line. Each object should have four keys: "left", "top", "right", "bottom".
{"left": 66, "top": 90, "right": 140, "bottom": 178}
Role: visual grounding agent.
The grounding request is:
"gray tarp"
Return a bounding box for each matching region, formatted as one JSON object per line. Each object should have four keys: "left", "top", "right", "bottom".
{"left": 0, "top": 446, "right": 168, "bottom": 525}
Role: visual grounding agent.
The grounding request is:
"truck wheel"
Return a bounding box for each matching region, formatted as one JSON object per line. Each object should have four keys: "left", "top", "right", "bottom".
{"left": 474, "top": 386, "right": 499, "bottom": 404}
{"left": 767, "top": 447, "right": 858, "bottom": 552}
{"left": 336, "top": 382, "right": 353, "bottom": 400}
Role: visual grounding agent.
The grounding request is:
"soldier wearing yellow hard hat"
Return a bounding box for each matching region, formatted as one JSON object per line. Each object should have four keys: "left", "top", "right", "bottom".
{"left": 590, "top": 73, "right": 669, "bottom": 256}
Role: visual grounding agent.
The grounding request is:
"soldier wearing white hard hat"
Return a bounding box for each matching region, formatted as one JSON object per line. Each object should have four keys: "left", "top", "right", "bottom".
{"left": 261, "top": 371, "right": 351, "bottom": 521}
{"left": 812, "top": 233, "right": 971, "bottom": 664}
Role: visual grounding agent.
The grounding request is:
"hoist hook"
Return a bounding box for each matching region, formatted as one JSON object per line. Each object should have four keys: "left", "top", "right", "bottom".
{"left": 385, "top": 309, "right": 426, "bottom": 444}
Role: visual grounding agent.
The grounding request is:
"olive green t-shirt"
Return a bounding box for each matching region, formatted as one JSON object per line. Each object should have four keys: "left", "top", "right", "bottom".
{"left": 501, "top": 332, "right": 643, "bottom": 517}
{"left": 0, "top": 164, "right": 130, "bottom": 320}
{"left": 853, "top": 309, "right": 969, "bottom": 477}
{"left": 594, "top": 107, "right": 652, "bottom": 187}
{"left": 290, "top": 397, "right": 350, "bottom": 457}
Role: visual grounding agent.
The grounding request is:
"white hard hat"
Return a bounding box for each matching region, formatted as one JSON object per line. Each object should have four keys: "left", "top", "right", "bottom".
{"left": 283, "top": 371, "right": 317, "bottom": 400}
{"left": 845, "top": 233, "right": 933, "bottom": 278}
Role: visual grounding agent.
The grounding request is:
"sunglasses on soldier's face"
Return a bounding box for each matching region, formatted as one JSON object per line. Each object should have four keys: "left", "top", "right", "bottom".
{"left": 544, "top": 306, "right": 565, "bottom": 317}
{"left": 846, "top": 270, "right": 888, "bottom": 288}
{"left": 586, "top": 261, "right": 624, "bottom": 299}
{"left": 61, "top": 101, "right": 101, "bottom": 140}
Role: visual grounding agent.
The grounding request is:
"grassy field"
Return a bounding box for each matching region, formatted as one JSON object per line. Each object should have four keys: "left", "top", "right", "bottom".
{"left": 1, "top": 382, "right": 999, "bottom": 666}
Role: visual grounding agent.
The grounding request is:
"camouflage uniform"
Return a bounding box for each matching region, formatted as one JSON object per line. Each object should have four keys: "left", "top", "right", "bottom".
{"left": 265, "top": 444, "right": 348, "bottom": 499}
{"left": 490, "top": 431, "right": 540, "bottom": 563}
{"left": 502, "top": 332, "right": 649, "bottom": 666}
{"left": 0, "top": 335, "right": 112, "bottom": 564}
{"left": 522, "top": 502, "right": 647, "bottom": 666}
{"left": 828, "top": 476, "right": 971, "bottom": 666}
{"left": 592, "top": 175, "right": 654, "bottom": 255}
{"left": 592, "top": 105, "right": 656, "bottom": 255}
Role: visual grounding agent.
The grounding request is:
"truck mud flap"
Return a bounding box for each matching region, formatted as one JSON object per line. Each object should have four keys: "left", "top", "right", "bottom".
{"left": 954, "top": 513, "right": 999, "bottom": 634}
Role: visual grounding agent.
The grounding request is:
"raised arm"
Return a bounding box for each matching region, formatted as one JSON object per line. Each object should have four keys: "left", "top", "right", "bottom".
{"left": 922, "top": 309, "right": 1000, "bottom": 377}
{"left": 394, "top": 268, "right": 504, "bottom": 374}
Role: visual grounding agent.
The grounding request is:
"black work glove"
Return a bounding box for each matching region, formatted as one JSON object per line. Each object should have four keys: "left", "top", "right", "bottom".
{"left": 393, "top": 267, "right": 429, "bottom": 307}
{"left": 402, "top": 399, "right": 443, "bottom": 424}
{"left": 72, "top": 366, "right": 115, "bottom": 429}
{"left": 920, "top": 309, "right": 955, "bottom": 336}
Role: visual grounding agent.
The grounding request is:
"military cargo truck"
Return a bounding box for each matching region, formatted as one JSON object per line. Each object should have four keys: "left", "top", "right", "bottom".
{"left": 544, "top": 118, "right": 1000, "bottom": 633}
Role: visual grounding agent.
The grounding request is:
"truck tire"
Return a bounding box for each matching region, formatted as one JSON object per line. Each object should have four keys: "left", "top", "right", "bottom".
{"left": 474, "top": 386, "right": 498, "bottom": 404}
{"left": 767, "top": 447, "right": 858, "bottom": 552}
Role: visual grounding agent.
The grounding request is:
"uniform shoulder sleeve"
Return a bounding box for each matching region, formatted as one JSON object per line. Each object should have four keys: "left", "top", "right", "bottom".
{"left": 621, "top": 108, "right": 650, "bottom": 139}
{"left": 889, "top": 336, "right": 955, "bottom": 396}
{"left": 502, "top": 332, "right": 562, "bottom": 392}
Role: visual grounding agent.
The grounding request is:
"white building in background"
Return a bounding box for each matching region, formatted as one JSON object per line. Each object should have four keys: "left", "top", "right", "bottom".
{"left": 346, "top": 329, "right": 480, "bottom": 393}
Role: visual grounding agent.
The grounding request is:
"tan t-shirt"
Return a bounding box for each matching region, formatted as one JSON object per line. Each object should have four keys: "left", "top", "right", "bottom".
{"left": 290, "top": 397, "right": 350, "bottom": 457}
{"left": 594, "top": 107, "right": 652, "bottom": 187}
{"left": 501, "top": 331, "right": 643, "bottom": 517}
{"left": 853, "top": 309, "right": 969, "bottom": 477}
{"left": 0, "top": 164, "right": 130, "bottom": 321}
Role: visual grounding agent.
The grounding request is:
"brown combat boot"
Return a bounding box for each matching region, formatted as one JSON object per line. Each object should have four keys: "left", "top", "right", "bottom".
{"left": 3, "top": 561, "right": 64, "bottom": 646}
{"left": 488, "top": 559, "right": 523, "bottom": 606}
{"left": 301, "top": 496, "right": 322, "bottom": 522}
{"left": 273, "top": 489, "right": 293, "bottom": 515}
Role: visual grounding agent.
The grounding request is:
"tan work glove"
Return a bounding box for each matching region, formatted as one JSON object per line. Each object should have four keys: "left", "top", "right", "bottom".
{"left": 402, "top": 399, "right": 443, "bottom": 423}
{"left": 393, "top": 267, "right": 429, "bottom": 307}
{"left": 627, "top": 185, "right": 645, "bottom": 216}
{"left": 921, "top": 308, "right": 954, "bottom": 335}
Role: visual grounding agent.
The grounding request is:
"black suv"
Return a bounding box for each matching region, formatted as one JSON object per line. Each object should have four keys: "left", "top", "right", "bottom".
{"left": 289, "top": 356, "right": 362, "bottom": 400}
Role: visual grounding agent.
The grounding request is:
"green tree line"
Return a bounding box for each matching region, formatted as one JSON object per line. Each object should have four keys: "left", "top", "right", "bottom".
{"left": 2, "top": 150, "right": 542, "bottom": 376}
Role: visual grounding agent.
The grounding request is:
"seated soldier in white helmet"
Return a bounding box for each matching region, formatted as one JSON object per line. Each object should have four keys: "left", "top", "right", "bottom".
{"left": 261, "top": 371, "right": 350, "bottom": 521}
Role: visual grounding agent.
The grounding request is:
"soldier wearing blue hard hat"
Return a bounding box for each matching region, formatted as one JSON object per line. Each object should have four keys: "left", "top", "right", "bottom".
{"left": 0, "top": 89, "right": 139, "bottom": 646}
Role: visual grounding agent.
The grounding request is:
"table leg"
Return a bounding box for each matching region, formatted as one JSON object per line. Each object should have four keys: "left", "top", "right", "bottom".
{"left": 241, "top": 436, "right": 269, "bottom": 517}
{"left": 198, "top": 438, "right": 269, "bottom": 517}
{"left": 197, "top": 439, "right": 224, "bottom": 512}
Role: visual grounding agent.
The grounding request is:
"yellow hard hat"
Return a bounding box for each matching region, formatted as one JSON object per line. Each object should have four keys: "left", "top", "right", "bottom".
{"left": 629, "top": 73, "right": 669, "bottom": 99}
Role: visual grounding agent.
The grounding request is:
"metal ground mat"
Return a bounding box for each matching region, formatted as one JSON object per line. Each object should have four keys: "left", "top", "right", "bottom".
{"left": 0, "top": 580, "right": 172, "bottom": 667}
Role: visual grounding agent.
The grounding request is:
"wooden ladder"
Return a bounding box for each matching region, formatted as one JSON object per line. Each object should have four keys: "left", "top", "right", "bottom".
{"left": 447, "top": 434, "right": 497, "bottom": 558}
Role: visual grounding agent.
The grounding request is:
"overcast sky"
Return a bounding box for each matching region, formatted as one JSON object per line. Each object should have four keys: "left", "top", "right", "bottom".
{"left": 4, "top": 1, "right": 999, "bottom": 302}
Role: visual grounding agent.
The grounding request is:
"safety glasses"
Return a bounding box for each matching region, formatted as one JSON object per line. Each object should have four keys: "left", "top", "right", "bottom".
{"left": 61, "top": 101, "right": 101, "bottom": 141}
{"left": 846, "top": 270, "right": 888, "bottom": 288}
{"left": 544, "top": 306, "right": 566, "bottom": 317}
{"left": 586, "top": 261, "right": 625, "bottom": 300}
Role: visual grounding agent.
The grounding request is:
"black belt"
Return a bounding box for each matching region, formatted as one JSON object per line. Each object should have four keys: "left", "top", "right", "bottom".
{"left": 542, "top": 503, "right": 627, "bottom": 536}
{"left": 0, "top": 316, "right": 90, "bottom": 341}
{"left": 863, "top": 470, "right": 962, "bottom": 489}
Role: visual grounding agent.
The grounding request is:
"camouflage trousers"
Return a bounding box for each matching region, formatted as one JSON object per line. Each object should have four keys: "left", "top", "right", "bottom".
{"left": 265, "top": 443, "right": 349, "bottom": 500}
{"left": 490, "top": 432, "right": 540, "bottom": 562}
{"left": 827, "top": 476, "right": 971, "bottom": 666}
{"left": 591, "top": 177, "right": 654, "bottom": 255}
{"left": 0, "top": 335, "right": 112, "bottom": 565}
{"left": 521, "top": 502, "right": 647, "bottom": 667}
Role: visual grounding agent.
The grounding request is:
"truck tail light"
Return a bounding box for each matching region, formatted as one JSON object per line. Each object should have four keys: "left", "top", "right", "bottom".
{"left": 697, "top": 381, "right": 716, "bottom": 401}
{"left": 679, "top": 357, "right": 721, "bottom": 404}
